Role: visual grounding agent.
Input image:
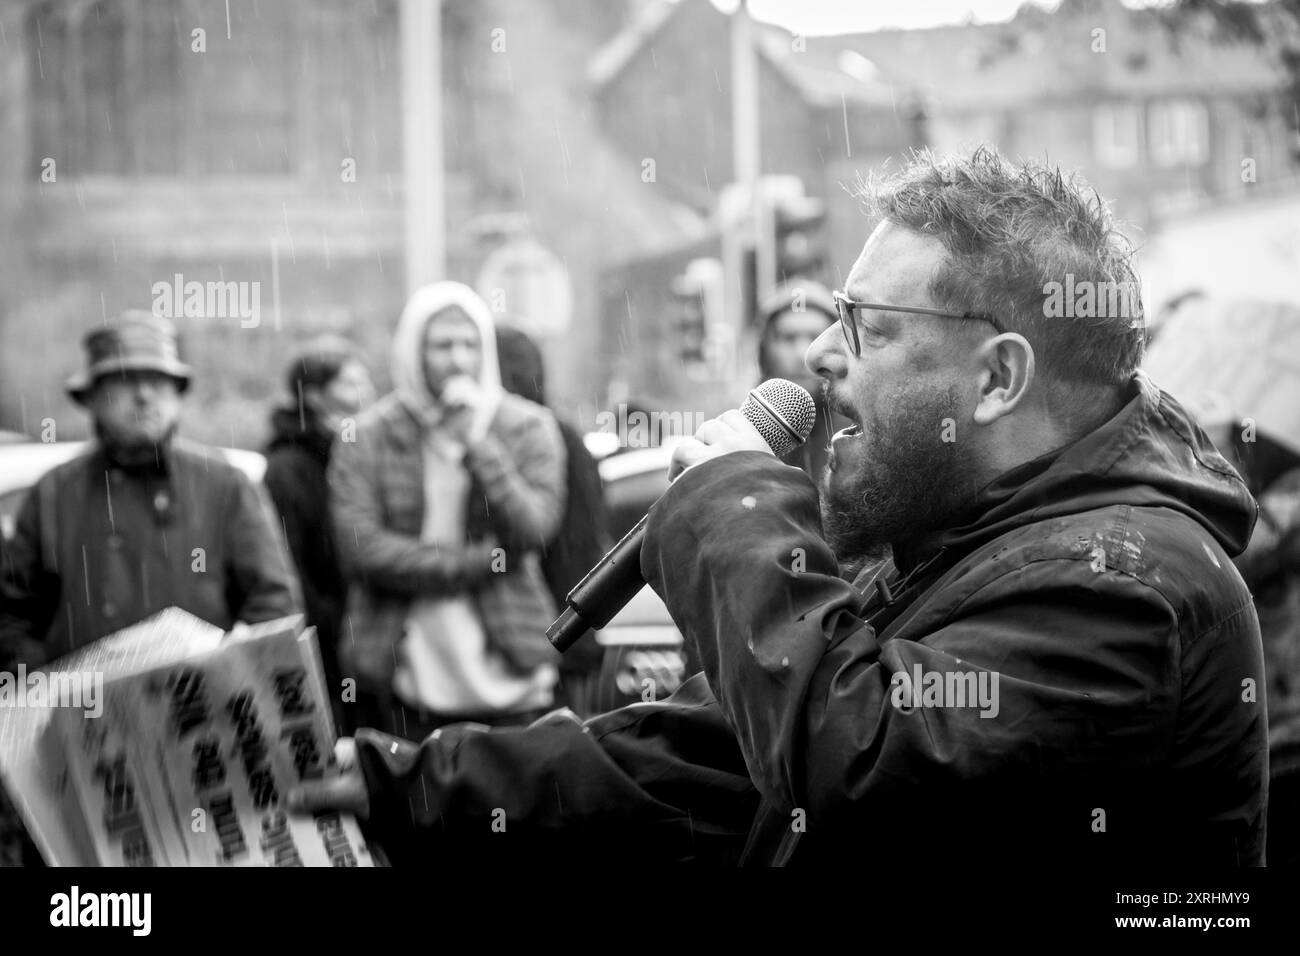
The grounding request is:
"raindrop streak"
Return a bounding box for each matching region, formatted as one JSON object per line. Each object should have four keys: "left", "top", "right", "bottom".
{"left": 104, "top": 472, "right": 115, "bottom": 533}
{"left": 281, "top": 203, "right": 297, "bottom": 264}
{"left": 841, "top": 93, "right": 852, "bottom": 158}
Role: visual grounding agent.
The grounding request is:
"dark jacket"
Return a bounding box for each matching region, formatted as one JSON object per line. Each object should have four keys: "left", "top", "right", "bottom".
{"left": 350, "top": 373, "right": 1267, "bottom": 866}
{"left": 0, "top": 440, "right": 300, "bottom": 667}
{"left": 328, "top": 391, "right": 565, "bottom": 692}
{"left": 263, "top": 406, "right": 346, "bottom": 652}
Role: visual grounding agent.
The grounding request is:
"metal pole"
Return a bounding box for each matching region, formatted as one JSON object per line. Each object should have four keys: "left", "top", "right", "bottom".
{"left": 730, "top": 0, "right": 759, "bottom": 189}
{"left": 401, "top": 0, "right": 444, "bottom": 292}
{"left": 728, "top": 0, "right": 763, "bottom": 380}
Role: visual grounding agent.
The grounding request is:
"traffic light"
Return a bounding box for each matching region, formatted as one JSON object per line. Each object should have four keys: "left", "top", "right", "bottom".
{"left": 670, "top": 271, "right": 707, "bottom": 364}
{"left": 669, "top": 258, "right": 726, "bottom": 370}
{"left": 772, "top": 194, "right": 827, "bottom": 285}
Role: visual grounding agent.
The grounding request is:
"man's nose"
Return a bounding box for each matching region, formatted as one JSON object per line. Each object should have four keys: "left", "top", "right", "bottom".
{"left": 805, "top": 323, "right": 846, "bottom": 382}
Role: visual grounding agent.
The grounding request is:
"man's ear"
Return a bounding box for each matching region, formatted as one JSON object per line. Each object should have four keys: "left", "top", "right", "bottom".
{"left": 972, "top": 333, "right": 1035, "bottom": 426}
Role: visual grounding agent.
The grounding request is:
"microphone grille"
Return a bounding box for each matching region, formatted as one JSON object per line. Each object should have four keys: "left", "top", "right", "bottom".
{"left": 742, "top": 378, "right": 817, "bottom": 459}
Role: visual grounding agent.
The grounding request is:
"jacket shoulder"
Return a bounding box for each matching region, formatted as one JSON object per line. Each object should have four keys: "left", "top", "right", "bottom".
{"left": 493, "top": 394, "right": 562, "bottom": 448}
{"left": 33, "top": 447, "right": 100, "bottom": 493}
{"left": 351, "top": 393, "right": 413, "bottom": 437}
{"left": 955, "top": 504, "right": 1254, "bottom": 640}
{"left": 495, "top": 392, "right": 555, "bottom": 427}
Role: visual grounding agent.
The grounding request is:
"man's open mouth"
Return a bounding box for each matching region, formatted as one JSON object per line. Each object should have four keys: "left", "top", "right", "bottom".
{"left": 832, "top": 424, "right": 861, "bottom": 443}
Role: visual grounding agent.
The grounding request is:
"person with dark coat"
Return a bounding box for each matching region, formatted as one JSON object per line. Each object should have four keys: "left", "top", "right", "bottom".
{"left": 0, "top": 312, "right": 301, "bottom": 670}
{"left": 290, "top": 148, "right": 1267, "bottom": 868}
{"left": 263, "top": 336, "right": 375, "bottom": 733}
{"left": 494, "top": 324, "right": 611, "bottom": 714}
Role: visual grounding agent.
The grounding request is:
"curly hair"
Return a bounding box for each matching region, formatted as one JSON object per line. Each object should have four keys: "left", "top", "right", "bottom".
{"left": 856, "top": 146, "right": 1145, "bottom": 388}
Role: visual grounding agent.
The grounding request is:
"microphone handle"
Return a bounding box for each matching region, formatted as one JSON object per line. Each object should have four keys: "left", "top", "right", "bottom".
{"left": 546, "top": 514, "right": 650, "bottom": 652}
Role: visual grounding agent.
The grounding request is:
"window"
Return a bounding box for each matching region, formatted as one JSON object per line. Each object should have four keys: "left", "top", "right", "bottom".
{"left": 1148, "top": 98, "right": 1209, "bottom": 167}
{"left": 1094, "top": 102, "right": 1141, "bottom": 168}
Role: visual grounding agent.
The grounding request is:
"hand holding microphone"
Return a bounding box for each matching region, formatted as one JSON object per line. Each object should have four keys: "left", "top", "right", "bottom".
{"left": 547, "top": 379, "right": 816, "bottom": 652}
{"left": 668, "top": 408, "right": 777, "bottom": 480}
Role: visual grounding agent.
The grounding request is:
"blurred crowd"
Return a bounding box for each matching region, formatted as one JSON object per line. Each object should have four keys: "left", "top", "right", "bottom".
{"left": 0, "top": 277, "right": 850, "bottom": 738}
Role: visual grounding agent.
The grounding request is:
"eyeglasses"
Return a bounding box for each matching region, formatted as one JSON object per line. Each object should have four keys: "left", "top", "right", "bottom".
{"left": 832, "top": 290, "right": 1005, "bottom": 357}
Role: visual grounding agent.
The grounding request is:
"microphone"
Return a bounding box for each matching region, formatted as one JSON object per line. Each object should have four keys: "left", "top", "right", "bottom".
{"left": 546, "top": 378, "right": 817, "bottom": 652}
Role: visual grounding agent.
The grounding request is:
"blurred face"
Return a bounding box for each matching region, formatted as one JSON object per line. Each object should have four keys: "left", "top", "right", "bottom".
{"left": 763, "top": 310, "right": 832, "bottom": 393}
{"left": 87, "top": 370, "right": 183, "bottom": 447}
{"left": 311, "top": 360, "right": 374, "bottom": 421}
{"left": 805, "top": 222, "right": 988, "bottom": 563}
{"left": 422, "top": 308, "right": 481, "bottom": 398}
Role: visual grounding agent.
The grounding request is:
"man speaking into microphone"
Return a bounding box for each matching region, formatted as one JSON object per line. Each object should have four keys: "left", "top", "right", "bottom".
{"left": 291, "top": 147, "right": 1267, "bottom": 867}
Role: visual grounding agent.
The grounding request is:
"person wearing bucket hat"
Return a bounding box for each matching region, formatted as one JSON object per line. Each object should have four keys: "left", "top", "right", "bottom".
{"left": 64, "top": 309, "right": 193, "bottom": 401}
{"left": 756, "top": 280, "right": 850, "bottom": 485}
{"left": 0, "top": 310, "right": 300, "bottom": 668}
{"left": 62, "top": 311, "right": 194, "bottom": 468}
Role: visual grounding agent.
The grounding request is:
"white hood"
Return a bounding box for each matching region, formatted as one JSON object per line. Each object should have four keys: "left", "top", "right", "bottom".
{"left": 391, "top": 281, "right": 504, "bottom": 429}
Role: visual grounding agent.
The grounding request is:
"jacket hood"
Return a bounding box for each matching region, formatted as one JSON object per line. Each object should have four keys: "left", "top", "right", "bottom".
{"left": 391, "top": 281, "right": 503, "bottom": 425}
{"left": 895, "top": 371, "right": 1259, "bottom": 573}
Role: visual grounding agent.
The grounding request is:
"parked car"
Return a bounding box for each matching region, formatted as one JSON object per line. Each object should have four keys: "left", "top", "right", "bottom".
{"left": 0, "top": 439, "right": 267, "bottom": 543}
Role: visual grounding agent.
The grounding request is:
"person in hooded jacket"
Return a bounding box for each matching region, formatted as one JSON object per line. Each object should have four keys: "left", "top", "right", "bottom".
{"left": 328, "top": 283, "right": 566, "bottom": 742}
{"left": 291, "top": 149, "right": 1267, "bottom": 868}
{"left": 263, "top": 336, "right": 375, "bottom": 733}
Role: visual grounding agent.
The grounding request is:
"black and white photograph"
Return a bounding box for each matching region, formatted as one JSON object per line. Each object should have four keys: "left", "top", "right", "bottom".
{"left": 0, "top": 0, "right": 1297, "bottom": 933}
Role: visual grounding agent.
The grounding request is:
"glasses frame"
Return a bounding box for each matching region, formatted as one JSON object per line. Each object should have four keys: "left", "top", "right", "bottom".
{"left": 832, "top": 290, "right": 1006, "bottom": 357}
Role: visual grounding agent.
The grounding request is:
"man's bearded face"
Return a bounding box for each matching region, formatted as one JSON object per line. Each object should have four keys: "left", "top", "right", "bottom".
{"left": 804, "top": 222, "right": 989, "bottom": 567}
{"left": 820, "top": 379, "right": 979, "bottom": 565}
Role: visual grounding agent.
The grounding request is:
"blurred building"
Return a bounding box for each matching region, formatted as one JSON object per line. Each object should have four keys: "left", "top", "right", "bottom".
{"left": 0, "top": 0, "right": 406, "bottom": 445}
{"left": 0, "top": 0, "right": 693, "bottom": 444}
{"left": 2, "top": 0, "right": 1295, "bottom": 441}
{"left": 593, "top": 0, "right": 1300, "bottom": 414}
{"left": 807, "top": 0, "right": 1298, "bottom": 230}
